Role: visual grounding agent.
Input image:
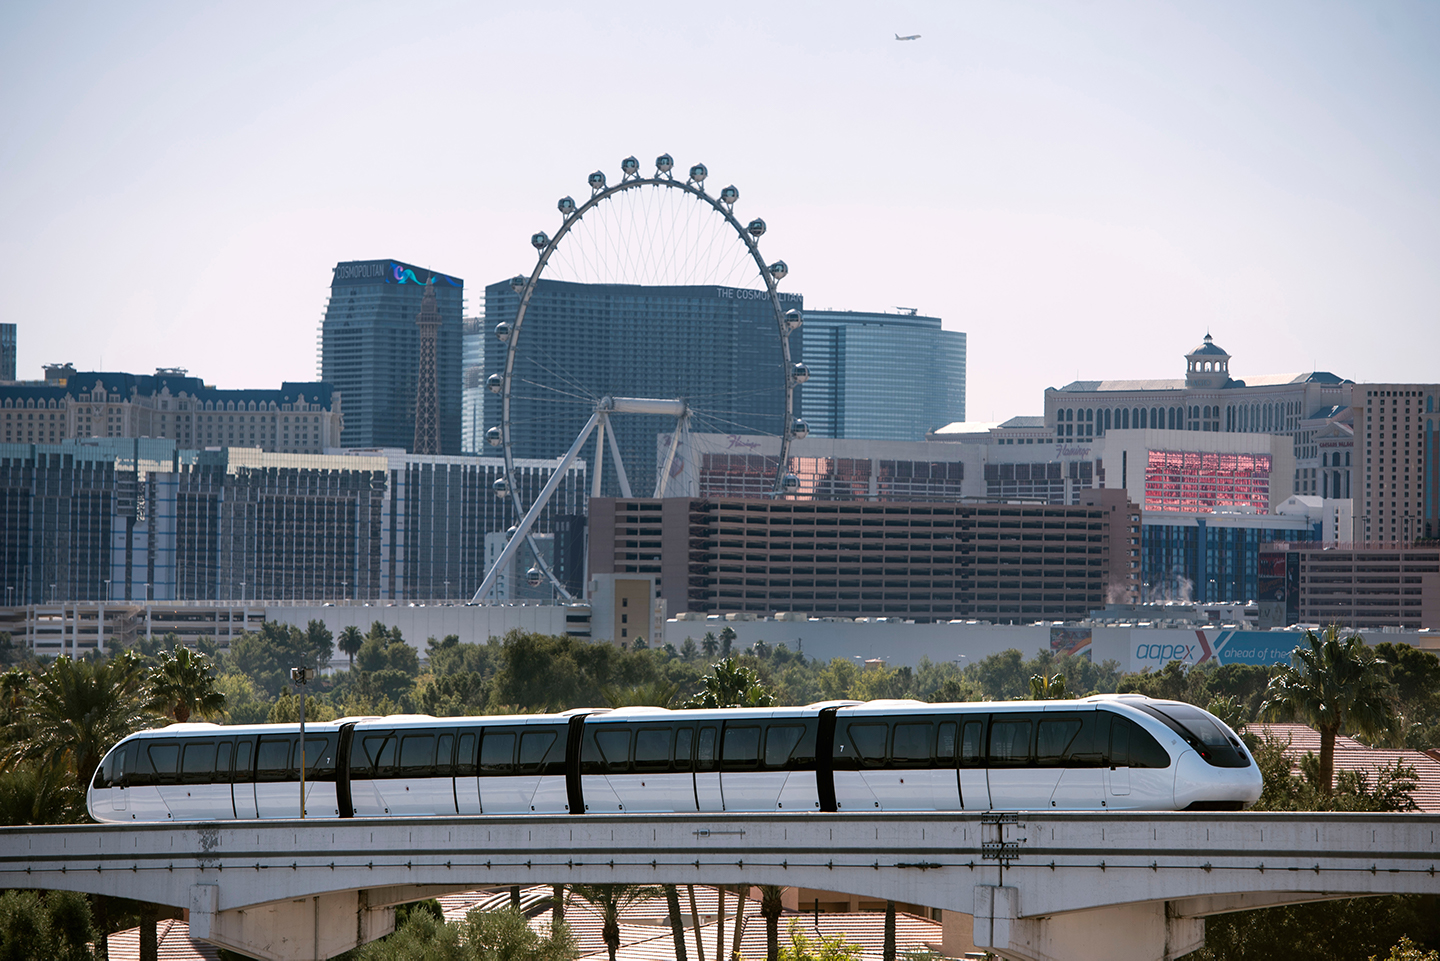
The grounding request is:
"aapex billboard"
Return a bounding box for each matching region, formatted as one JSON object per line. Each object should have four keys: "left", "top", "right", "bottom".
{"left": 1126, "top": 629, "right": 1304, "bottom": 671}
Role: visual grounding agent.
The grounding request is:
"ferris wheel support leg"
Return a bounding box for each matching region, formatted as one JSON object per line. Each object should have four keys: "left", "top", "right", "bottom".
{"left": 605, "top": 421, "right": 633, "bottom": 498}
{"left": 653, "top": 413, "right": 689, "bottom": 498}
{"left": 592, "top": 415, "right": 607, "bottom": 500}
{"left": 471, "top": 410, "right": 603, "bottom": 604}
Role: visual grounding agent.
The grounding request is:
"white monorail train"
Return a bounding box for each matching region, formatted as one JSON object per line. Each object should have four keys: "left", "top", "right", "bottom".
{"left": 87, "top": 695, "right": 1261, "bottom": 822}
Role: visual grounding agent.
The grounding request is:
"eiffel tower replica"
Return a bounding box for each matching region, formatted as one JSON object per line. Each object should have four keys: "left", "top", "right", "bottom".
{"left": 411, "top": 277, "right": 441, "bottom": 455}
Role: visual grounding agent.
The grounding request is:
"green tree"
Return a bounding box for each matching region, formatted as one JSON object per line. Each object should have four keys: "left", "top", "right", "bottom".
{"left": 701, "top": 632, "right": 719, "bottom": 658}
{"left": 718, "top": 626, "right": 736, "bottom": 657}
{"left": 685, "top": 658, "right": 775, "bottom": 709}
{"left": 5, "top": 651, "right": 151, "bottom": 789}
{"left": 339, "top": 625, "right": 365, "bottom": 668}
{"left": 778, "top": 921, "right": 862, "bottom": 961}
{"left": 1372, "top": 936, "right": 1440, "bottom": 961}
{"left": 681, "top": 638, "right": 700, "bottom": 661}
{"left": 0, "top": 759, "right": 85, "bottom": 825}
{"left": 356, "top": 636, "right": 421, "bottom": 676}
{"left": 146, "top": 645, "right": 227, "bottom": 723}
{"left": 267, "top": 690, "right": 339, "bottom": 723}
{"left": 0, "top": 889, "right": 95, "bottom": 961}
{"left": 760, "top": 885, "right": 784, "bottom": 961}
{"left": 1260, "top": 627, "right": 1400, "bottom": 794}
{"left": 569, "top": 885, "right": 662, "bottom": 961}
{"left": 602, "top": 679, "right": 681, "bottom": 708}
{"left": 212, "top": 671, "right": 271, "bottom": 724}
{"left": 228, "top": 621, "right": 332, "bottom": 697}
{"left": 816, "top": 658, "right": 861, "bottom": 700}
{"left": 1028, "top": 672, "right": 1067, "bottom": 700}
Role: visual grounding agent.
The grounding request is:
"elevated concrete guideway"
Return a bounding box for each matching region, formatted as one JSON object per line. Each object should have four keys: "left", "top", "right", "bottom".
{"left": 2, "top": 812, "right": 1437, "bottom": 961}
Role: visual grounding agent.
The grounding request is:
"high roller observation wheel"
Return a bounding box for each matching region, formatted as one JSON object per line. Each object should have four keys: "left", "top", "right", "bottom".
{"left": 482, "top": 154, "right": 808, "bottom": 603}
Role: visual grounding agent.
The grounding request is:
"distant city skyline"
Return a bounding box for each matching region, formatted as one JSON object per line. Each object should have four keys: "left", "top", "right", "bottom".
{"left": 2, "top": 3, "right": 1437, "bottom": 422}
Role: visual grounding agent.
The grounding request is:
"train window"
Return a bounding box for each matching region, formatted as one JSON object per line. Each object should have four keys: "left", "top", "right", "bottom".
{"left": 721, "top": 726, "right": 761, "bottom": 770}
{"left": 634, "top": 728, "right": 672, "bottom": 771}
{"left": 436, "top": 734, "right": 455, "bottom": 778}
{"left": 1110, "top": 718, "right": 1129, "bottom": 767}
{"left": 989, "top": 717, "right": 1034, "bottom": 766}
{"left": 892, "top": 723, "right": 932, "bottom": 766}
{"left": 593, "top": 730, "right": 631, "bottom": 773}
{"left": 1127, "top": 722, "right": 1171, "bottom": 769}
{"left": 256, "top": 738, "right": 292, "bottom": 782}
{"left": 300, "top": 735, "right": 336, "bottom": 776}
{"left": 1138, "top": 703, "right": 1248, "bottom": 768}
{"left": 400, "top": 735, "right": 435, "bottom": 775}
{"left": 1035, "top": 718, "right": 1083, "bottom": 766}
{"left": 937, "top": 722, "right": 956, "bottom": 761}
{"left": 674, "top": 728, "right": 694, "bottom": 771}
{"left": 182, "top": 742, "right": 217, "bottom": 782}
{"left": 847, "top": 723, "right": 888, "bottom": 769}
{"left": 234, "top": 740, "right": 254, "bottom": 782}
{"left": 94, "top": 750, "right": 116, "bottom": 790}
{"left": 481, "top": 733, "right": 517, "bottom": 775}
{"left": 519, "top": 730, "right": 559, "bottom": 775}
{"left": 361, "top": 736, "right": 396, "bottom": 776}
{"left": 456, "top": 734, "right": 477, "bottom": 777}
{"left": 148, "top": 743, "right": 180, "bottom": 783}
{"left": 215, "top": 741, "right": 233, "bottom": 784}
{"left": 959, "top": 721, "right": 984, "bottom": 767}
{"left": 764, "top": 726, "right": 805, "bottom": 769}
{"left": 697, "top": 727, "right": 717, "bottom": 772}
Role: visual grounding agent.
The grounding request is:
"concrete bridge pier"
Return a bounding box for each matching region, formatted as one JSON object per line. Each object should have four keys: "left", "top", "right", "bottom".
{"left": 973, "top": 888, "right": 1204, "bottom": 961}
{"left": 187, "top": 883, "right": 454, "bottom": 961}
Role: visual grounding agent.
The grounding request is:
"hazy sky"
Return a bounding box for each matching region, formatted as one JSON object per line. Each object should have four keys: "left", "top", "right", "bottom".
{"left": 3, "top": 1, "right": 1437, "bottom": 423}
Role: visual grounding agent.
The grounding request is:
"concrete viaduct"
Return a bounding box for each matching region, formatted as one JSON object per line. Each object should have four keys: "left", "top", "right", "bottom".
{"left": 2, "top": 812, "right": 1437, "bottom": 961}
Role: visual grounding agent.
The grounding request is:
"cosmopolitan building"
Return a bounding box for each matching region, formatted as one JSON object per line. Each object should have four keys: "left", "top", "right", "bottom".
{"left": 797, "top": 309, "right": 965, "bottom": 440}
{"left": 0, "top": 439, "right": 585, "bottom": 605}
{"left": 0, "top": 325, "right": 14, "bottom": 382}
{"left": 322, "top": 260, "right": 464, "bottom": 453}
{"left": 483, "top": 279, "right": 802, "bottom": 498}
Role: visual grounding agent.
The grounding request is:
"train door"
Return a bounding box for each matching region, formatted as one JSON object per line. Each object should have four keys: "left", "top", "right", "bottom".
{"left": 987, "top": 713, "right": 1060, "bottom": 810}
{"left": 478, "top": 728, "right": 527, "bottom": 813}
{"left": 389, "top": 730, "right": 449, "bottom": 816}
{"left": 1049, "top": 711, "right": 1104, "bottom": 810}
{"left": 1107, "top": 717, "right": 1132, "bottom": 798}
{"left": 180, "top": 739, "right": 230, "bottom": 820}
{"left": 521, "top": 727, "right": 568, "bottom": 813}
{"left": 615, "top": 725, "right": 692, "bottom": 812}
{"left": 832, "top": 719, "right": 880, "bottom": 812}
{"left": 299, "top": 733, "right": 340, "bottom": 817}
{"left": 455, "top": 731, "right": 481, "bottom": 814}
{"left": 131, "top": 740, "right": 176, "bottom": 821}
{"left": 110, "top": 743, "right": 132, "bottom": 814}
{"left": 232, "top": 738, "right": 257, "bottom": 818}
{"left": 871, "top": 718, "right": 958, "bottom": 811}
{"left": 958, "top": 719, "right": 990, "bottom": 810}
{"left": 579, "top": 724, "right": 625, "bottom": 813}
{"left": 694, "top": 725, "right": 722, "bottom": 811}
{"left": 720, "top": 722, "right": 792, "bottom": 812}
{"left": 254, "top": 735, "right": 297, "bottom": 818}
{"left": 349, "top": 731, "right": 393, "bottom": 816}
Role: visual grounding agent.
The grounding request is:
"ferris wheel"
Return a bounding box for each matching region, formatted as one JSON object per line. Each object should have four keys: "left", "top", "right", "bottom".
{"left": 471, "top": 154, "right": 809, "bottom": 603}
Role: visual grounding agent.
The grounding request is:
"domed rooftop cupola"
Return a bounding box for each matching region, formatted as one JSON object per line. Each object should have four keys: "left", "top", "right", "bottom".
{"left": 1185, "top": 333, "right": 1232, "bottom": 389}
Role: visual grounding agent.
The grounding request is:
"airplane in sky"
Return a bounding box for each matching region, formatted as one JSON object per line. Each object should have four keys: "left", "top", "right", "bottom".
{"left": 895, "top": 33, "right": 921, "bottom": 41}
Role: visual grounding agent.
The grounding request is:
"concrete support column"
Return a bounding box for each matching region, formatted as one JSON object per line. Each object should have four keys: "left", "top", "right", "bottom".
{"left": 189, "top": 885, "right": 395, "bottom": 961}
{"left": 973, "top": 886, "right": 1204, "bottom": 961}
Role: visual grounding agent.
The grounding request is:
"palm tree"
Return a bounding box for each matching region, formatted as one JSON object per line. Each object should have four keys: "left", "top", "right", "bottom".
{"left": 5, "top": 651, "right": 151, "bottom": 789}
{"left": 601, "top": 679, "right": 681, "bottom": 708}
{"left": 665, "top": 885, "right": 689, "bottom": 961}
{"left": 718, "top": 626, "right": 737, "bottom": 657}
{"left": 701, "top": 632, "right": 719, "bottom": 658}
{"left": 147, "top": 646, "right": 226, "bottom": 723}
{"left": 685, "top": 659, "right": 775, "bottom": 709}
{"left": 1028, "top": 672, "right": 1067, "bottom": 700}
{"left": 760, "top": 885, "right": 785, "bottom": 961}
{"left": 339, "top": 626, "right": 364, "bottom": 668}
{"left": 569, "top": 884, "right": 663, "bottom": 961}
{"left": 883, "top": 899, "right": 896, "bottom": 961}
{"left": 1261, "top": 626, "right": 1400, "bottom": 794}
